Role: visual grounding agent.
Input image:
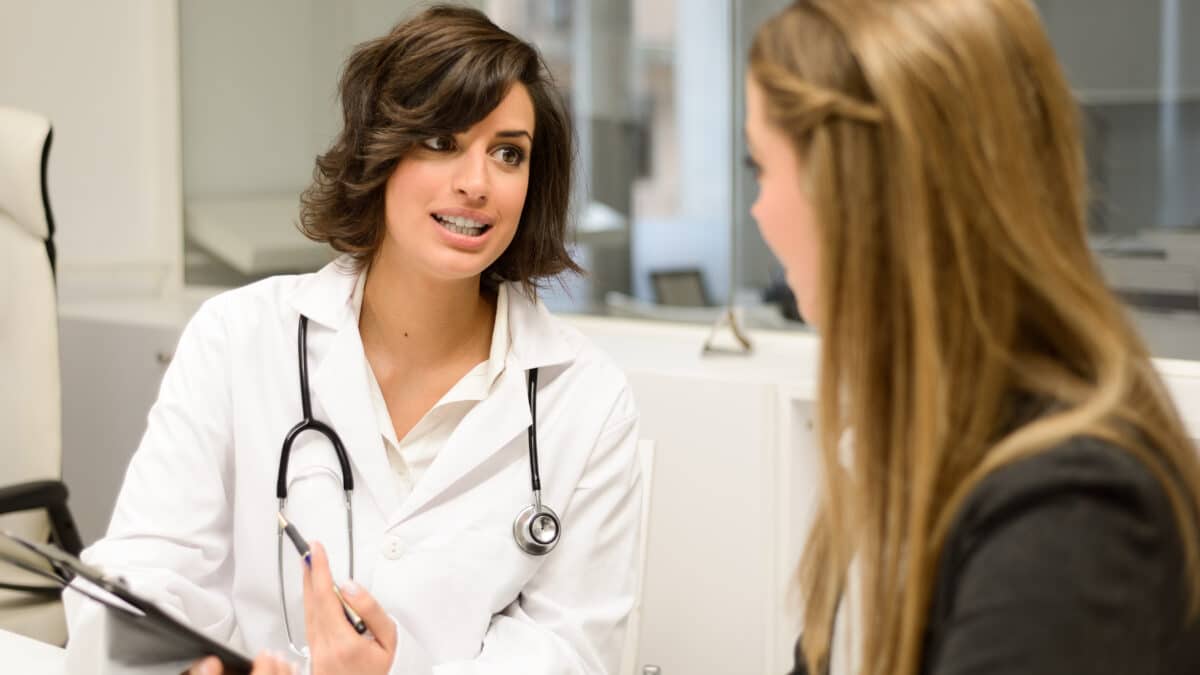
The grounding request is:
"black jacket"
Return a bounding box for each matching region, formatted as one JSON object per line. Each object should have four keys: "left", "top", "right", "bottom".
{"left": 789, "top": 436, "right": 1200, "bottom": 675}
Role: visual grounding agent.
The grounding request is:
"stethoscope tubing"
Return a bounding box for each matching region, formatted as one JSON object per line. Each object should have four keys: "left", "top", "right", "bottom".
{"left": 274, "top": 312, "right": 561, "bottom": 652}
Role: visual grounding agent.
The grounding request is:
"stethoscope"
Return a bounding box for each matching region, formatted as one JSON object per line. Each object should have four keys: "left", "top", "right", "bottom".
{"left": 275, "top": 315, "right": 560, "bottom": 653}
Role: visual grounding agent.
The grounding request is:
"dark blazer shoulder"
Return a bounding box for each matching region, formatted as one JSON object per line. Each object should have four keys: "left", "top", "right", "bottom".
{"left": 925, "top": 435, "right": 1200, "bottom": 675}
{"left": 949, "top": 435, "right": 1171, "bottom": 545}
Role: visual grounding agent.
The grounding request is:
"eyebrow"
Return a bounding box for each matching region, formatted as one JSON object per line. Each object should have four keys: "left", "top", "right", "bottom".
{"left": 496, "top": 130, "right": 533, "bottom": 142}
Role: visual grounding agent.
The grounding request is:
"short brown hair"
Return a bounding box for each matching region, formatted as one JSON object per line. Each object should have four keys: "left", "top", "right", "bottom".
{"left": 299, "top": 4, "right": 581, "bottom": 293}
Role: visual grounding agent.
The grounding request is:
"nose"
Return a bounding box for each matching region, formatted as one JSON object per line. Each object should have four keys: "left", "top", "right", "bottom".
{"left": 451, "top": 149, "right": 490, "bottom": 204}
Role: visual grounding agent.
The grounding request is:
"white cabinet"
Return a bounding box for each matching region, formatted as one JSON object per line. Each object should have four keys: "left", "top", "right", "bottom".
{"left": 627, "top": 372, "right": 782, "bottom": 674}
{"left": 572, "top": 317, "right": 824, "bottom": 674}
{"left": 58, "top": 299, "right": 198, "bottom": 545}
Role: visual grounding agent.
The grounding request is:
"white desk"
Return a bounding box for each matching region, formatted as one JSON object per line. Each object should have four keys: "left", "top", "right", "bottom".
{"left": 185, "top": 194, "right": 334, "bottom": 276}
{"left": 3, "top": 615, "right": 203, "bottom": 675}
{"left": 0, "top": 628, "right": 65, "bottom": 674}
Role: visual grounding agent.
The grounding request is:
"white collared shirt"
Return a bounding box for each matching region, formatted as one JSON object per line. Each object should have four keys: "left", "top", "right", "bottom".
{"left": 352, "top": 272, "right": 510, "bottom": 495}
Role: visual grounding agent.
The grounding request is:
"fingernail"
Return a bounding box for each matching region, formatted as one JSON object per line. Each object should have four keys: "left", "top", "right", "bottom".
{"left": 342, "top": 580, "right": 361, "bottom": 596}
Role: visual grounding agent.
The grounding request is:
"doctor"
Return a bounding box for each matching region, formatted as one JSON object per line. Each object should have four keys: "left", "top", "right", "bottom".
{"left": 65, "top": 6, "right": 642, "bottom": 674}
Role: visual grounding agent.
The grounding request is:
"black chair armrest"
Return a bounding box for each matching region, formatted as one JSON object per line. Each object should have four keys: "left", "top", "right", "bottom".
{"left": 0, "top": 480, "right": 83, "bottom": 556}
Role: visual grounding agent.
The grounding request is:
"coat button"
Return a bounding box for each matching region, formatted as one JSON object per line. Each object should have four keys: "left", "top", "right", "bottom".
{"left": 381, "top": 535, "right": 403, "bottom": 560}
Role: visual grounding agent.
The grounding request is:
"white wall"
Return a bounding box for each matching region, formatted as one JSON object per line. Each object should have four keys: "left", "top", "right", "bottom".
{"left": 179, "top": 1, "right": 328, "bottom": 198}
{"left": 0, "top": 1, "right": 181, "bottom": 297}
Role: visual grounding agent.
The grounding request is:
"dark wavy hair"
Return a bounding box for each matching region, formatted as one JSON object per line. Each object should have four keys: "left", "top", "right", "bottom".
{"left": 299, "top": 4, "right": 581, "bottom": 293}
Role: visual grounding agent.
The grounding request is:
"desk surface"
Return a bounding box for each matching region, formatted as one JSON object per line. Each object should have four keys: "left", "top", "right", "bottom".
{"left": 0, "top": 628, "right": 65, "bottom": 674}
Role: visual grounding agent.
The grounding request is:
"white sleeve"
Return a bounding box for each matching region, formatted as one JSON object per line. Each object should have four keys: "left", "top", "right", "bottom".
{"left": 64, "top": 298, "right": 240, "bottom": 654}
{"left": 390, "top": 386, "right": 642, "bottom": 675}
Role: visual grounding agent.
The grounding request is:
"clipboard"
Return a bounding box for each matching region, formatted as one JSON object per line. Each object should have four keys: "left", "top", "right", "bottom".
{"left": 0, "top": 531, "right": 254, "bottom": 674}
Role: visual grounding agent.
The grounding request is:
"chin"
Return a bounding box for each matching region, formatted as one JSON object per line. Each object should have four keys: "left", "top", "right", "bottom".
{"left": 427, "top": 255, "right": 497, "bottom": 283}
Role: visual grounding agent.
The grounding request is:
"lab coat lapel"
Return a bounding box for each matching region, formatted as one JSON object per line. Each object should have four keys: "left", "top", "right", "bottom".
{"left": 391, "top": 366, "right": 532, "bottom": 524}
{"left": 291, "top": 258, "right": 403, "bottom": 518}
{"left": 390, "top": 285, "right": 576, "bottom": 525}
{"left": 309, "top": 321, "right": 404, "bottom": 518}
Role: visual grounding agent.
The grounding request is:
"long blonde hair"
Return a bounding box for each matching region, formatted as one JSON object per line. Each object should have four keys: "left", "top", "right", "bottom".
{"left": 749, "top": 1, "right": 1200, "bottom": 673}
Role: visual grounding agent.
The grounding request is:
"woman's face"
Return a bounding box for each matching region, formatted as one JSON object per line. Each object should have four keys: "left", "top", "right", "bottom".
{"left": 745, "top": 75, "right": 822, "bottom": 327}
{"left": 379, "top": 83, "right": 535, "bottom": 283}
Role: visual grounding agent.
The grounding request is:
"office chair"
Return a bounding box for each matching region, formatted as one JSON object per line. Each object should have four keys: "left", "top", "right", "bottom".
{"left": 0, "top": 105, "right": 82, "bottom": 646}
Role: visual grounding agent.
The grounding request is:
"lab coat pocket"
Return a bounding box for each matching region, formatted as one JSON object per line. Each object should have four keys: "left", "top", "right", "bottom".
{"left": 377, "top": 528, "right": 538, "bottom": 654}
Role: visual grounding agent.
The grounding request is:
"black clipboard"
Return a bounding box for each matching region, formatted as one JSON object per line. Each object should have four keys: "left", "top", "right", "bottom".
{"left": 0, "top": 530, "right": 253, "bottom": 673}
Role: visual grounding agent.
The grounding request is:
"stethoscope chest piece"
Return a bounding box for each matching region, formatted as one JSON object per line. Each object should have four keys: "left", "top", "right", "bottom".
{"left": 514, "top": 367, "right": 560, "bottom": 556}
{"left": 513, "top": 500, "right": 560, "bottom": 555}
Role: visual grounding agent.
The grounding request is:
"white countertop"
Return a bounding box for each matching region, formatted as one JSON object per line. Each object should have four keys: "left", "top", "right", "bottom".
{"left": 0, "top": 628, "right": 65, "bottom": 674}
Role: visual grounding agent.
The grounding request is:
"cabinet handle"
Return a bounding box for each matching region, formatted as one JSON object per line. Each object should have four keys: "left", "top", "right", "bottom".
{"left": 643, "top": 667, "right": 661, "bottom": 675}
{"left": 155, "top": 351, "right": 173, "bottom": 366}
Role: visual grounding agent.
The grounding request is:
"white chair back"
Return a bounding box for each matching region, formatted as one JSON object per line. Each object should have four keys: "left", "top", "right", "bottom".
{"left": 0, "top": 106, "right": 67, "bottom": 645}
{"left": 0, "top": 105, "right": 61, "bottom": 540}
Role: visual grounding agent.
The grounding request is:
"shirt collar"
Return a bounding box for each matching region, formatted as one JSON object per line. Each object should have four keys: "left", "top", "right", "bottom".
{"left": 290, "top": 255, "right": 578, "bottom": 372}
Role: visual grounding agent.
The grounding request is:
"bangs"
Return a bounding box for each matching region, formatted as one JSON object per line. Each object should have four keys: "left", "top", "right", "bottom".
{"left": 394, "top": 39, "right": 537, "bottom": 136}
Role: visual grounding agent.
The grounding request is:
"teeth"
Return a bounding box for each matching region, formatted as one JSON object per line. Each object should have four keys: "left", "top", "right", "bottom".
{"left": 435, "top": 214, "right": 488, "bottom": 236}
{"left": 436, "top": 214, "right": 486, "bottom": 229}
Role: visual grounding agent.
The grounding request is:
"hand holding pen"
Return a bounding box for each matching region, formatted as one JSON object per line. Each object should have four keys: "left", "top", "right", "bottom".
{"left": 278, "top": 513, "right": 398, "bottom": 674}
{"left": 277, "top": 513, "right": 367, "bottom": 634}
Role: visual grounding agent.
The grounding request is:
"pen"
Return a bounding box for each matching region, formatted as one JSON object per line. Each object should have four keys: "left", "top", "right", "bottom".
{"left": 276, "top": 512, "right": 368, "bottom": 634}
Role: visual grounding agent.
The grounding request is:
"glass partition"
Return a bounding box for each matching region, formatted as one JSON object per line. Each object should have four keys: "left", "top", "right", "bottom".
{"left": 178, "top": 0, "right": 737, "bottom": 321}
{"left": 1037, "top": 0, "right": 1200, "bottom": 360}
{"left": 177, "top": 0, "right": 1200, "bottom": 358}
{"left": 726, "top": 0, "right": 1200, "bottom": 357}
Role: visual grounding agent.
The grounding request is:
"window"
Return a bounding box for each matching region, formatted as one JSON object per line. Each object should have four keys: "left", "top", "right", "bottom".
{"left": 176, "top": 0, "right": 1200, "bottom": 358}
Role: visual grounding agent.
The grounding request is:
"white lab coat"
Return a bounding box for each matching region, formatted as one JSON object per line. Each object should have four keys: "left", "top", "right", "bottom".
{"left": 65, "top": 258, "right": 642, "bottom": 675}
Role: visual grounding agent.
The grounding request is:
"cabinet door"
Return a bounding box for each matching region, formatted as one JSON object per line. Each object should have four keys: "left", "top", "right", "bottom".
{"left": 627, "top": 372, "right": 779, "bottom": 675}
{"left": 59, "top": 315, "right": 183, "bottom": 545}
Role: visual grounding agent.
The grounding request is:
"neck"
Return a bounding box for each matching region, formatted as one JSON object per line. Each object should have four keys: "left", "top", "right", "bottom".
{"left": 359, "top": 256, "right": 495, "bottom": 375}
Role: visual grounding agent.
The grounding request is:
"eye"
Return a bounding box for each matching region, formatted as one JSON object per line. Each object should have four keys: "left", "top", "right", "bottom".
{"left": 492, "top": 145, "right": 526, "bottom": 167}
{"left": 743, "top": 154, "right": 761, "bottom": 177}
{"left": 421, "top": 135, "right": 456, "bottom": 152}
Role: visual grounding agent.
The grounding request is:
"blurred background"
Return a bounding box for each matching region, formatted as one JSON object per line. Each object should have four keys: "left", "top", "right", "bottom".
{"left": 179, "top": 0, "right": 1200, "bottom": 359}
{"left": 2, "top": 3, "right": 1199, "bottom": 672}
{"left": 3, "top": 0, "right": 1197, "bottom": 354}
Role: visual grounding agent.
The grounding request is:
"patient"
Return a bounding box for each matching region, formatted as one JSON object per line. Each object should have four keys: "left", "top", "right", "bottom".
{"left": 744, "top": 1, "right": 1200, "bottom": 673}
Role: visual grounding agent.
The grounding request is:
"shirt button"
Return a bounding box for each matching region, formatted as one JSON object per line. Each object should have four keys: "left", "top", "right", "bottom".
{"left": 381, "top": 536, "right": 403, "bottom": 560}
